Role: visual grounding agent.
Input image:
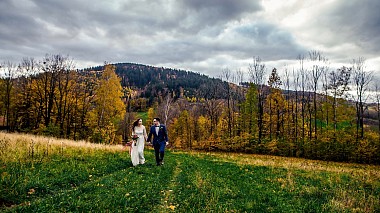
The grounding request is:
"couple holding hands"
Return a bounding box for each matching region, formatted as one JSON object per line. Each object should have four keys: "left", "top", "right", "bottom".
{"left": 130, "top": 117, "right": 169, "bottom": 166}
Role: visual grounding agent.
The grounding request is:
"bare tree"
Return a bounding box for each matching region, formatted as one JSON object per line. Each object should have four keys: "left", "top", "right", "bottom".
{"left": 1, "top": 61, "right": 17, "bottom": 130}
{"left": 352, "top": 57, "right": 373, "bottom": 140}
{"left": 292, "top": 68, "right": 300, "bottom": 149}
{"left": 234, "top": 68, "right": 245, "bottom": 136}
{"left": 55, "top": 57, "right": 75, "bottom": 136}
{"left": 16, "top": 58, "right": 39, "bottom": 130}
{"left": 158, "top": 92, "right": 175, "bottom": 126}
{"left": 222, "top": 68, "right": 233, "bottom": 138}
{"left": 204, "top": 99, "right": 223, "bottom": 137}
{"left": 234, "top": 68, "right": 245, "bottom": 104}
{"left": 39, "top": 54, "right": 72, "bottom": 127}
{"left": 236, "top": 69, "right": 244, "bottom": 86}
{"left": 308, "top": 50, "right": 328, "bottom": 139}
{"left": 321, "top": 67, "right": 330, "bottom": 129}
{"left": 298, "top": 54, "right": 306, "bottom": 145}
{"left": 283, "top": 67, "right": 290, "bottom": 142}
{"left": 375, "top": 82, "right": 380, "bottom": 143}
{"left": 248, "top": 57, "right": 266, "bottom": 143}
{"left": 306, "top": 73, "right": 313, "bottom": 141}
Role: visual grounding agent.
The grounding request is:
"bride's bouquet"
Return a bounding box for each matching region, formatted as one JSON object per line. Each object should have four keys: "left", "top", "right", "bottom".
{"left": 131, "top": 134, "right": 139, "bottom": 146}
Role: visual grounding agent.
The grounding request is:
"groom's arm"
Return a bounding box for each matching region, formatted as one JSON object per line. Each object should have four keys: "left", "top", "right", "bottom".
{"left": 163, "top": 125, "right": 169, "bottom": 142}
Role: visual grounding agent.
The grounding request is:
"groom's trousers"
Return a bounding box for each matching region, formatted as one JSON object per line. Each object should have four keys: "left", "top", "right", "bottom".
{"left": 153, "top": 142, "right": 166, "bottom": 164}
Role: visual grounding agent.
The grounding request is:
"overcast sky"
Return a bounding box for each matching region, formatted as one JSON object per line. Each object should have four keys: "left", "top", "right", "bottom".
{"left": 1, "top": 0, "right": 379, "bottom": 79}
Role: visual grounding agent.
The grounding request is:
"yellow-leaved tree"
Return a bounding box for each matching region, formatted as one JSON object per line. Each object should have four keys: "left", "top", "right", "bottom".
{"left": 88, "top": 64, "right": 125, "bottom": 144}
{"left": 197, "top": 115, "right": 211, "bottom": 148}
{"left": 146, "top": 107, "right": 156, "bottom": 127}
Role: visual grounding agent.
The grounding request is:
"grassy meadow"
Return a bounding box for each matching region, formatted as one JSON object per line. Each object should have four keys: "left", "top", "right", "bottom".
{"left": 1, "top": 132, "right": 379, "bottom": 212}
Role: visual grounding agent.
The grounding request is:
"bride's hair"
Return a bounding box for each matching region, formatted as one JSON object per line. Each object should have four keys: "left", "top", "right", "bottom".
{"left": 132, "top": 118, "right": 142, "bottom": 132}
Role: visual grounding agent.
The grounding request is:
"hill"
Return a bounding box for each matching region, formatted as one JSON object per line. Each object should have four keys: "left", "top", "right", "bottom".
{"left": 1, "top": 133, "right": 379, "bottom": 212}
{"left": 83, "top": 63, "right": 230, "bottom": 102}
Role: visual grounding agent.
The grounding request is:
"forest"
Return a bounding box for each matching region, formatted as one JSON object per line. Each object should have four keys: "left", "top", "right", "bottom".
{"left": 0, "top": 52, "right": 379, "bottom": 164}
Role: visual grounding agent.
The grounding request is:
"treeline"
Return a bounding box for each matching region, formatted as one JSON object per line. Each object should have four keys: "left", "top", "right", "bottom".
{"left": 0, "top": 55, "right": 126, "bottom": 144}
{"left": 155, "top": 53, "right": 380, "bottom": 164}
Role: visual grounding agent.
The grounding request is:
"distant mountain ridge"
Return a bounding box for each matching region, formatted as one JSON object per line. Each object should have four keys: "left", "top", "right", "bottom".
{"left": 83, "top": 62, "right": 229, "bottom": 102}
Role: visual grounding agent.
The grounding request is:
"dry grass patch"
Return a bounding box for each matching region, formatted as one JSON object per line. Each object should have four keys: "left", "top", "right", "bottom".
{"left": 0, "top": 132, "right": 123, "bottom": 163}
{"left": 327, "top": 188, "right": 379, "bottom": 213}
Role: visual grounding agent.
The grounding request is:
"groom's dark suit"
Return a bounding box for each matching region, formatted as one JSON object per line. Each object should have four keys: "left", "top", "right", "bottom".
{"left": 147, "top": 124, "right": 169, "bottom": 165}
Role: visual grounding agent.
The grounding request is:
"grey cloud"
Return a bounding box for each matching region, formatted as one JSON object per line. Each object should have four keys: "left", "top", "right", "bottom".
{"left": 4, "top": 0, "right": 378, "bottom": 78}
{"left": 0, "top": 1, "right": 41, "bottom": 44}
{"left": 236, "top": 22, "right": 297, "bottom": 46}
{"left": 226, "top": 22, "right": 307, "bottom": 60}
{"left": 0, "top": 0, "right": 303, "bottom": 76}
{"left": 176, "top": 0, "right": 262, "bottom": 33}
{"left": 138, "top": 22, "right": 306, "bottom": 73}
{"left": 180, "top": 0, "right": 261, "bottom": 19}
{"left": 316, "top": 0, "right": 380, "bottom": 54}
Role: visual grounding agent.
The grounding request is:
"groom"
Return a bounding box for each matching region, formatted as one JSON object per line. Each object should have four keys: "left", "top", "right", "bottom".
{"left": 147, "top": 118, "right": 169, "bottom": 166}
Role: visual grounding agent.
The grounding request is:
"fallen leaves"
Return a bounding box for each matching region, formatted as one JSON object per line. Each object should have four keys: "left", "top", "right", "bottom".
{"left": 28, "top": 188, "right": 35, "bottom": 195}
{"left": 168, "top": 205, "right": 176, "bottom": 210}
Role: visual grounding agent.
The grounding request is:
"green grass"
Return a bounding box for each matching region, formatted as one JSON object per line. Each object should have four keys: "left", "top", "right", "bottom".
{"left": 1, "top": 133, "right": 380, "bottom": 212}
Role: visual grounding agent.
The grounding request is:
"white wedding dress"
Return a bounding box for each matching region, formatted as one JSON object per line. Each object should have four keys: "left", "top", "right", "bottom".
{"left": 131, "top": 125, "right": 147, "bottom": 166}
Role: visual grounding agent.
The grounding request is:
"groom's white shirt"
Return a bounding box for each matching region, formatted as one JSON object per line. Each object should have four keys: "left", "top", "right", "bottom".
{"left": 155, "top": 126, "right": 159, "bottom": 135}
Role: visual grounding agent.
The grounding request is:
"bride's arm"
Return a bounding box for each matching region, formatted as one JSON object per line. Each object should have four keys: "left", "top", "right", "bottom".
{"left": 143, "top": 126, "right": 148, "bottom": 141}
{"left": 132, "top": 127, "right": 136, "bottom": 137}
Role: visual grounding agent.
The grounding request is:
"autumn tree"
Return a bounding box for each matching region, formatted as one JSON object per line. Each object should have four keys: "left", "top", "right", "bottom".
{"left": 88, "top": 64, "right": 125, "bottom": 144}
{"left": 68, "top": 73, "right": 95, "bottom": 140}
{"left": 75, "top": 72, "right": 98, "bottom": 140}
{"left": 197, "top": 115, "right": 211, "bottom": 148}
{"left": 266, "top": 68, "right": 285, "bottom": 140}
{"left": 172, "top": 110, "right": 193, "bottom": 149}
{"left": 146, "top": 107, "right": 156, "bottom": 127}
{"left": 241, "top": 83, "right": 257, "bottom": 136}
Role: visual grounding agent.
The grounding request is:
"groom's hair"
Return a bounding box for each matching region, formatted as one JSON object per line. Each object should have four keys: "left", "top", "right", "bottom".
{"left": 154, "top": 117, "right": 160, "bottom": 122}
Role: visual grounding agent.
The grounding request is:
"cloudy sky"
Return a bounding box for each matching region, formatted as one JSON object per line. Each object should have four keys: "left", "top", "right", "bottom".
{"left": 1, "top": 0, "right": 379, "bottom": 79}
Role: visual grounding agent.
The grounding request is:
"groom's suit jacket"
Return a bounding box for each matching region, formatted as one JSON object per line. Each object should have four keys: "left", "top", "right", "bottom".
{"left": 147, "top": 124, "right": 168, "bottom": 145}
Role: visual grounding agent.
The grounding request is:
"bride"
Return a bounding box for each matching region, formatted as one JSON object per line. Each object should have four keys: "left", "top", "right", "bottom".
{"left": 131, "top": 118, "right": 148, "bottom": 166}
